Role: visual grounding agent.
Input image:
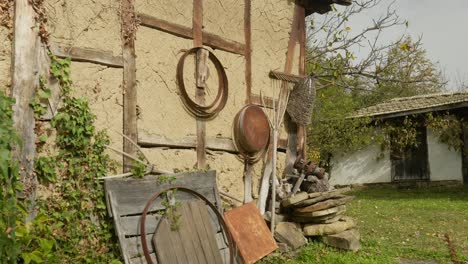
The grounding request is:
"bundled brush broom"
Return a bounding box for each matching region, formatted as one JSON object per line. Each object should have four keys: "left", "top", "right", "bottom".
{"left": 286, "top": 74, "right": 316, "bottom": 126}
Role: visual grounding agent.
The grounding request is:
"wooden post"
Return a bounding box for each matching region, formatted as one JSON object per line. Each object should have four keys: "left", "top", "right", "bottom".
{"left": 297, "top": 4, "right": 307, "bottom": 159}
{"left": 122, "top": 0, "right": 138, "bottom": 172}
{"left": 11, "top": 0, "right": 39, "bottom": 219}
{"left": 244, "top": 0, "right": 252, "bottom": 104}
{"left": 193, "top": 0, "right": 206, "bottom": 169}
{"left": 258, "top": 3, "right": 302, "bottom": 214}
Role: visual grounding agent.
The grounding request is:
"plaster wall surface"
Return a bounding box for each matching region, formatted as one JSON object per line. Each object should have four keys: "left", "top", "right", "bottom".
{"left": 134, "top": 0, "right": 294, "bottom": 200}
{"left": 330, "top": 144, "right": 392, "bottom": 185}
{"left": 70, "top": 62, "right": 124, "bottom": 162}
{"left": 23, "top": 0, "right": 295, "bottom": 202}
{"left": 45, "top": 0, "right": 121, "bottom": 56}
{"left": 0, "top": 27, "right": 11, "bottom": 94}
{"left": 427, "top": 128, "right": 463, "bottom": 181}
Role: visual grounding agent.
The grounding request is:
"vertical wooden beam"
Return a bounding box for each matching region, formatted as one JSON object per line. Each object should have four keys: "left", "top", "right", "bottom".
{"left": 122, "top": 0, "right": 138, "bottom": 172}
{"left": 244, "top": 0, "right": 252, "bottom": 104}
{"left": 297, "top": 4, "right": 307, "bottom": 159}
{"left": 11, "top": 0, "right": 39, "bottom": 219}
{"left": 283, "top": 3, "right": 303, "bottom": 175}
{"left": 193, "top": 0, "right": 206, "bottom": 169}
{"left": 258, "top": 4, "right": 302, "bottom": 213}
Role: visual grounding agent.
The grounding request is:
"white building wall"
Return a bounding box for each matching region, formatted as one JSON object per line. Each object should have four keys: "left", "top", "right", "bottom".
{"left": 330, "top": 144, "right": 392, "bottom": 185}
{"left": 427, "top": 128, "right": 463, "bottom": 181}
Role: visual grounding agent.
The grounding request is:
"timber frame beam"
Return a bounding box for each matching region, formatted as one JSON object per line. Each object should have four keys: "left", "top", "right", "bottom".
{"left": 49, "top": 43, "right": 124, "bottom": 68}
{"left": 138, "top": 13, "right": 245, "bottom": 56}
{"left": 122, "top": 0, "right": 138, "bottom": 172}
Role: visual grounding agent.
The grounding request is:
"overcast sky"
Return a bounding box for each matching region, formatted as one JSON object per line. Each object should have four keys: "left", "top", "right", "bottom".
{"left": 315, "top": 0, "right": 468, "bottom": 91}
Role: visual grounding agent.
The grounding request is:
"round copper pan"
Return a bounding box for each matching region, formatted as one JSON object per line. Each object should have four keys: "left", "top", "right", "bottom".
{"left": 233, "top": 105, "right": 270, "bottom": 154}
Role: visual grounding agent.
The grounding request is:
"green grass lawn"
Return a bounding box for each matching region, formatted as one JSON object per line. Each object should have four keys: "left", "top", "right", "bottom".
{"left": 262, "top": 185, "right": 468, "bottom": 264}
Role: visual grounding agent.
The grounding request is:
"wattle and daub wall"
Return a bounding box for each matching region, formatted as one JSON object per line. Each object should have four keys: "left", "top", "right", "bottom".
{"left": 0, "top": 0, "right": 304, "bottom": 203}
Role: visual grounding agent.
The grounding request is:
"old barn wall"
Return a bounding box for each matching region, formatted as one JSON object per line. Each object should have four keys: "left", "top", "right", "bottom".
{"left": 45, "top": 0, "right": 123, "bottom": 160}
{"left": 330, "top": 144, "right": 392, "bottom": 185}
{"left": 0, "top": 0, "right": 299, "bottom": 203}
{"left": 135, "top": 0, "right": 296, "bottom": 202}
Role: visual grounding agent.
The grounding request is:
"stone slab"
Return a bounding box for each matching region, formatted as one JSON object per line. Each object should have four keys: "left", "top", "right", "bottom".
{"left": 290, "top": 187, "right": 351, "bottom": 208}
{"left": 290, "top": 210, "right": 345, "bottom": 224}
{"left": 274, "top": 222, "right": 307, "bottom": 250}
{"left": 263, "top": 211, "right": 287, "bottom": 223}
{"left": 303, "top": 216, "right": 356, "bottom": 236}
{"left": 281, "top": 192, "right": 309, "bottom": 207}
{"left": 295, "top": 196, "right": 354, "bottom": 213}
{"left": 322, "top": 229, "right": 361, "bottom": 252}
{"left": 293, "top": 205, "right": 346, "bottom": 218}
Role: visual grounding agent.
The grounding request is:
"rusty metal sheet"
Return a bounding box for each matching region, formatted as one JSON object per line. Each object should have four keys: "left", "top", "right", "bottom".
{"left": 224, "top": 202, "right": 277, "bottom": 264}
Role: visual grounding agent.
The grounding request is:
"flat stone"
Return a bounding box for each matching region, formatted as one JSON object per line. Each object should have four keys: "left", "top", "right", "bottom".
{"left": 281, "top": 192, "right": 309, "bottom": 207}
{"left": 277, "top": 243, "right": 290, "bottom": 253}
{"left": 274, "top": 222, "right": 307, "bottom": 250}
{"left": 323, "top": 229, "right": 361, "bottom": 252}
{"left": 290, "top": 210, "right": 345, "bottom": 223}
{"left": 293, "top": 205, "right": 346, "bottom": 218}
{"left": 263, "top": 211, "right": 287, "bottom": 223}
{"left": 295, "top": 196, "right": 354, "bottom": 213}
{"left": 292, "top": 187, "right": 351, "bottom": 208}
{"left": 303, "top": 216, "right": 356, "bottom": 236}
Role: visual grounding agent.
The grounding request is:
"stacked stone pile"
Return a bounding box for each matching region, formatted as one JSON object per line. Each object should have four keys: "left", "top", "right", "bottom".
{"left": 268, "top": 159, "right": 361, "bottom": 252}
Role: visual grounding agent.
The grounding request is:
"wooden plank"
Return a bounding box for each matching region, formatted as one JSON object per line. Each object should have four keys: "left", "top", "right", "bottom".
{"left": 138, "top": 13, "right": 245, "bottom": 55}
{"left": 129, "top": 253, "right": 157, "bottom": 264}
{"left": 138, "top": 132, "right": 287, "bottom": 153}
{"left": 193, "top": 0, "right": 206, "bottom": 170}
{"left": 244, "top": 163, "right": 253, "bottom": 203}
{"left": 190, "top": 201, "right": 223, "bottom": 264}
{"left": 119, "top": 207, "right": 221, "bottom": 237}
{"left": 139, "top": 132, "right": 237, "bottom": 152}
{"left": 120, "top": 214, "right": 161, "bottom": 236}
{"left": 108, "top": 191, "right": 133, "bottom": 263}
{"left": 244, "top": 0, "right": 252, "bottom": 103}
{"left": 195, "top": 201, "right": 224, "bottom": 263}
{"left": 106, "top": 171, "right": 225, "bottom": 262}
{"left": 125, "top": 234, "right": 155, "bottom": 259}
{"left": 296, "top": 4, "right": 307, "bottom": 159}
{"left": 105, "top": 171, "right": 217, "bottom": 215}
{"left": 109, "top": 185, "right": 215, "bottom": 216}
{"left": 258, "top": 3, "right": 302, "bottom": 212}
{"left": 49, "top": 42, "right": 124, "bottom": 68}
{"left": 193, "top": 0, "right": 203, "bottom": 47}
{"left": 180, "top": 203, "right": 206, "bottom": 264}
{"left": 122, "top": 0, "right": 138, "bottom": 172}
{"left": 196, "top": 49, "right": 209, "bottom": 87}
{"left": 153, "top": 201, "right": 223, "bottom": 264}
{"left": 11, "top": 0, "right": 39, "bottom": 219}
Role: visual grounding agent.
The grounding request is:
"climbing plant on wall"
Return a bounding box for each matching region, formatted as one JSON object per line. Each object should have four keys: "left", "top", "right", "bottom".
{"left": 23, "top": 54, "right": 122, "bottom": 263}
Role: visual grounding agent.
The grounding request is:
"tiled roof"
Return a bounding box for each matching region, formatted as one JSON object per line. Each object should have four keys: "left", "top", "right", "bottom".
{"left": 352, "top": 92, "right": 468, "bottom": 119}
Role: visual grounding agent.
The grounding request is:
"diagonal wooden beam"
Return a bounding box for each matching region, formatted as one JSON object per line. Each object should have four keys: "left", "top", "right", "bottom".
{"left": 138, "top": 13, "right": 245, "bottom": 55}
{"left": 49, "top": 43, "right": 124, "bottom": 68}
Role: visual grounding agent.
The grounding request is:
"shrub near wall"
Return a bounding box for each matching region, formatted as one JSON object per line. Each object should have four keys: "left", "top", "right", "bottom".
{"left": 0, "top": 55, "right": 122, "bottom": 263}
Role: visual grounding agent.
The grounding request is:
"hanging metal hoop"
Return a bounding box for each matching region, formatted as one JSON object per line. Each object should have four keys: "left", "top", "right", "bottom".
{"left": 176, "top": 47, "right": 228, "bottom": 119}
{"left": 139, "top": 186, "right": 236, "bottom": 264}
